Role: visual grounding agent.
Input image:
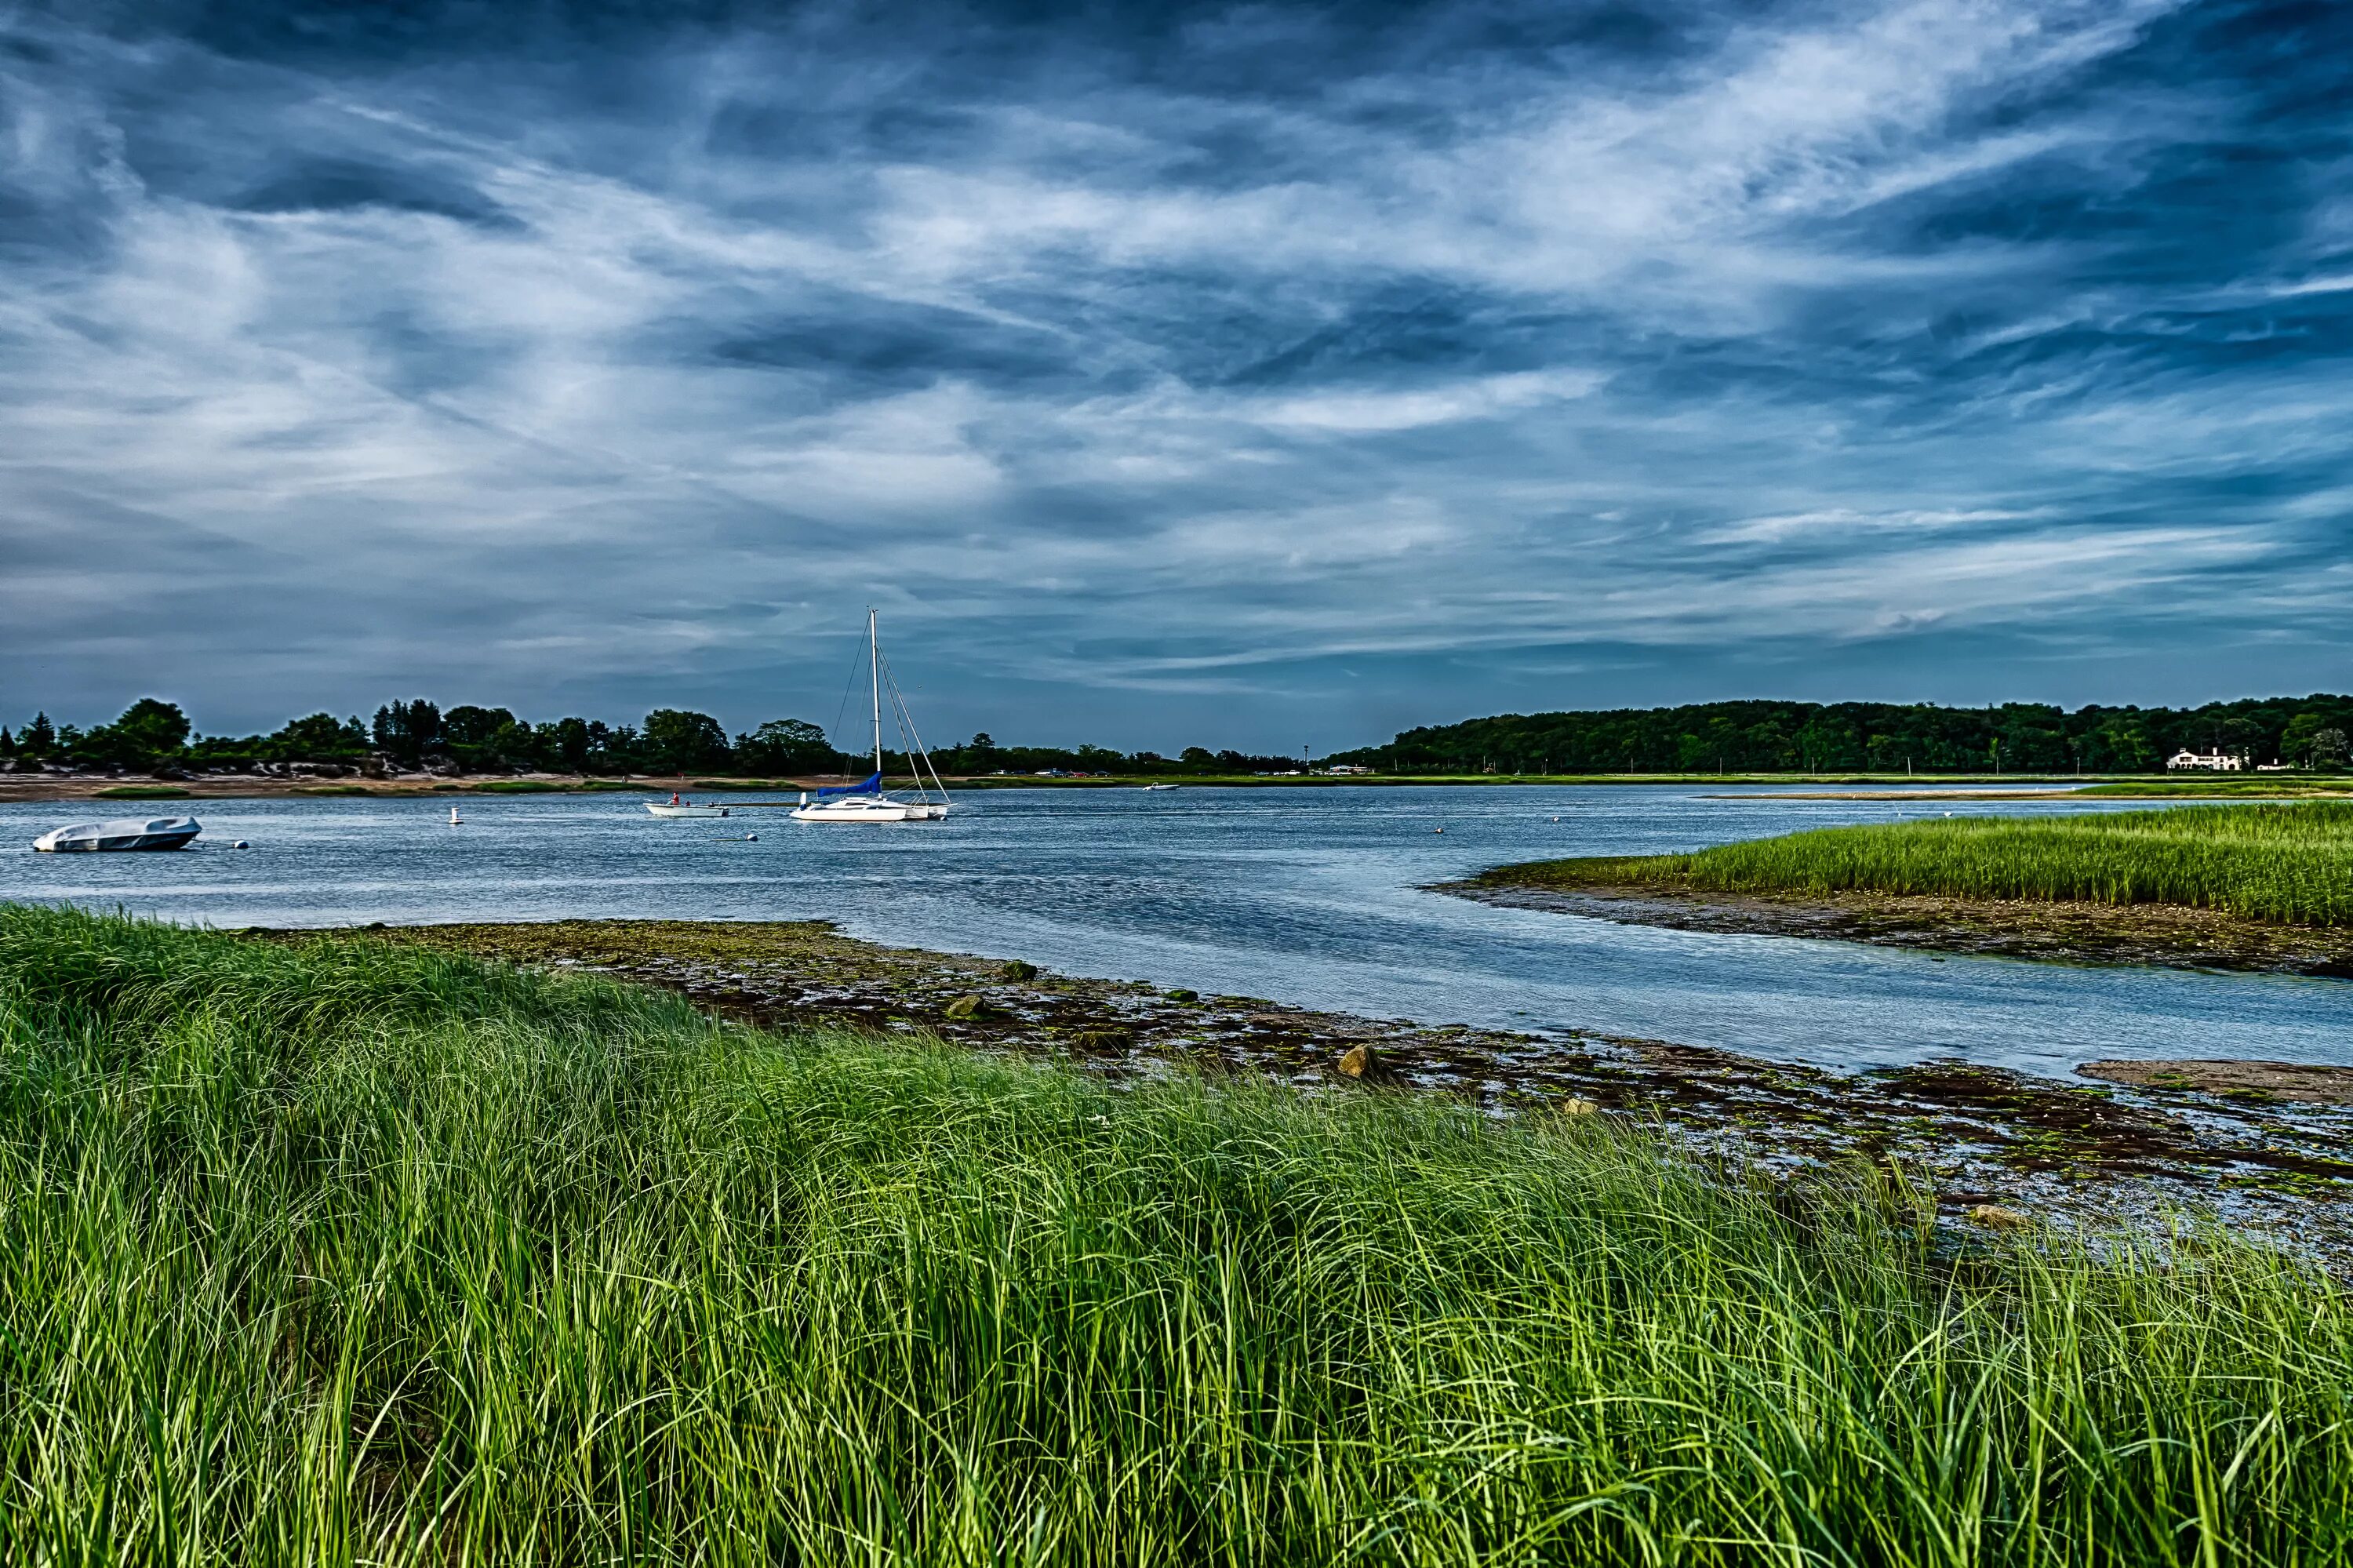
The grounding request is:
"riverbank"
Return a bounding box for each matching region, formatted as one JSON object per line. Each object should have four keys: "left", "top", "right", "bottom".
{"left": 1457, "top": 802, "right": 2353, "bottom": 973}
{"left": 6, "top": 903, "right": 2351, "bottom": 1561}
{"left": 15, "top": 769, "right": 2308, "bottom": 805}
{"left": 352, "top": 918, "right": 2353, "bottom": 1261}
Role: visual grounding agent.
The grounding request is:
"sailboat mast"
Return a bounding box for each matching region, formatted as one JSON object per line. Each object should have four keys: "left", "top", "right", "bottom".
{"left": 870, "top": 607, "right": 883, "bottom": 784}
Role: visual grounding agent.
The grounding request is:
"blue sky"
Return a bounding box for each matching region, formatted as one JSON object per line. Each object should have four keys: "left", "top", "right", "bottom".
{"left": 3, "top": 0, "right": 2348, "bottom": 751}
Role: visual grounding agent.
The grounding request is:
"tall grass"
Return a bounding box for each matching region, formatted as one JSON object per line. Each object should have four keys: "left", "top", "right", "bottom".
{"left": 3, "top": 905, "right": 2351, "bottom": 1563}
{"left": 1509, "top": 802, "right": 2353, "bottom": 927}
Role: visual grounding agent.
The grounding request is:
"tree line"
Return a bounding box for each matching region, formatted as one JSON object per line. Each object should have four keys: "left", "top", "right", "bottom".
{"left": 0, "top": 699, "right": 1307, "bottom": 778}
{"left": 1326, "top": 697, "right": 2353, "bottom": 774}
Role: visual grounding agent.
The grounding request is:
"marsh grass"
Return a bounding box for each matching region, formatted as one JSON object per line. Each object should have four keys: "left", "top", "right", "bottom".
{"left": 1496, "top": 801, "right": 2353, "bottom": 928}
{"left": 3, "top": 905, "right": 2351, "bottom": 1563}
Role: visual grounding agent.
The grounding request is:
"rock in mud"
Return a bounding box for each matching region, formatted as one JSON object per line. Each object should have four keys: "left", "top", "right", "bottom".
{"left": 944, "top": 995, "right": 986, "bottom": 1020}
{"left": 1000, "top": 960, "right": 1038, "bottom": 981}
{"left": 1969, "top": 1204, "right": 2031, "bottom": 1231}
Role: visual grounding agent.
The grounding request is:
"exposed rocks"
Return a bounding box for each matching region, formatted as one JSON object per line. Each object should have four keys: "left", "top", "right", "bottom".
{"left": 2079, "top": 1059, "right": 2353, "bottom": 1104}
{"left": 1969, "top": 1204, "right": 2031, "bottom": 1231}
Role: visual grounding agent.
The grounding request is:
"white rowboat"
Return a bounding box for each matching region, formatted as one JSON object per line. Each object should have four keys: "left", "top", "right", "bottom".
{"left": 33, "top": 817, "right": 202, "bottom": 852}
{"left": 645, "top": 801, "right": 731, "bottom": 817}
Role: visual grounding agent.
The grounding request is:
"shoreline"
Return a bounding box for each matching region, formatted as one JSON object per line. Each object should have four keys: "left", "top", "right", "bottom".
{"left": 8, "top": 772, "right": 2347, "bottom": 805}
{"left": 1448, "top": 859, "right": 2353, "bottom": 979}
{"left": 295, "top": 917, "right": 2353, "bottom": 1261}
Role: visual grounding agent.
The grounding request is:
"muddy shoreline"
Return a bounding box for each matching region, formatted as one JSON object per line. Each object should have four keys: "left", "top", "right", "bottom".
{"left": 1443, "top": 875, "right": 2353, "bottom": 978}
{"left": 287, "top": 919, "right": 2353, "bottom": 1263}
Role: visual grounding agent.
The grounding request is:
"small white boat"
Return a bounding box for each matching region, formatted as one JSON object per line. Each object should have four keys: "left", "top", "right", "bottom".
{"left": 793, "top": 609, "right": 951, "bottom": 824}
{"left": 1142, "top": 784, "right": 1180, "bottom": 791}
{"left": 33, "top": 817, "right": 202, "bottom": 853}
{"left": 646, "top": 796, "right": 731, "bottom": 817}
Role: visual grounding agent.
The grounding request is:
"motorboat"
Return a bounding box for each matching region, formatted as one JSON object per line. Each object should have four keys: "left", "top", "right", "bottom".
{"left": 646, "top": 794, "right": 731, "bottom": 817}
{"left": 33, "top": 816, "right": 202, "bottom": 852}
{"left": 792, "top": 609, "right": 951, "bottom": 824}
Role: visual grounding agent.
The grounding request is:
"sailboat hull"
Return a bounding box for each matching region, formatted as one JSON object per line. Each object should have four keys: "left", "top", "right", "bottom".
{"left": 790, "top": 797, "right": 945, "bottom": 822}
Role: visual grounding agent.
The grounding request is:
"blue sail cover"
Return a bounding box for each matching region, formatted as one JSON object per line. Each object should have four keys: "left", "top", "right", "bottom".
{"left": 816, "top": 773, "right": 882, "bottom": 797}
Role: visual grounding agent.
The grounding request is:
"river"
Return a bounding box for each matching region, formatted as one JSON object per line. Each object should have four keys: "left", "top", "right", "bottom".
{"left": 5, "top": 784, "right": 2347, "bottom": 1077}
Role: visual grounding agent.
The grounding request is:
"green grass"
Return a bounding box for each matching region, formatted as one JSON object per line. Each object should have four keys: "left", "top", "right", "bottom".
{"left": 3, "top": 905, "right": 2351, "bottom": 1563}
{"left": 93, "top": 784, "right": 191, "bottom": 799}
{"left": 2076, "top": 778, "right": 2353, "bottom": 799}
{"left": 1488, "top": 801, "right": 2353, "bottom": 927}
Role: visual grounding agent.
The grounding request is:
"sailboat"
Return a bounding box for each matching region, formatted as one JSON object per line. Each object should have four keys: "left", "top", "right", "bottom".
{"left": 791, "top": 609, "right": 951, "bottom": 823}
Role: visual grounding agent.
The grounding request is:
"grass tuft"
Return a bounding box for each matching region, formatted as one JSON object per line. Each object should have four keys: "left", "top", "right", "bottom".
{"left": 1491, "top": 801, "right": 2353, "bottom": 926}
{"left": 2, "top": 904, "right": 2350, "bottom": 1563}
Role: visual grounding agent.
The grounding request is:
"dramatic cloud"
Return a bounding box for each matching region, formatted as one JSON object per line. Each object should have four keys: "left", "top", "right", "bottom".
{"left": 2, "top": 0, "right": 2348, "bottom": 748}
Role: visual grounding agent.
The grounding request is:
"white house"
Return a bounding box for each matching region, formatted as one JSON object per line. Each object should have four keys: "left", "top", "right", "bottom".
{"left": 2166, "top": 750, "right": 2243, "bottom": 772}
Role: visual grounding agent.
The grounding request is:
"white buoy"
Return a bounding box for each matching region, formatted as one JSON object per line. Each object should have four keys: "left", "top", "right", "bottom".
{"left": 449, "top": 805, "right": 463, "bottom": 826}
{"left": 746, "top": 832, "right": 758, "bottom": 841}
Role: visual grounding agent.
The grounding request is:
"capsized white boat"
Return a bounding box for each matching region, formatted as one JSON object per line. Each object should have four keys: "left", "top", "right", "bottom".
{"left": 793, "top": 609, "right": 951, "bottom": 824}
{"left": 33, "top": 817, "right": 202, "bottom": 853}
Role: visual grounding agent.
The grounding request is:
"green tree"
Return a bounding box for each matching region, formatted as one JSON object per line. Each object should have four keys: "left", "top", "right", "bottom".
{"left": 542, "top": 717, "right": 593, "bottom": 772}
{"left": 75, "top": 698, "right": 194, "bottom": 768}
{"left": 266, "top": 713, "right": 369, "bottom": 761}
{"left": 734, "top": 719, "right": 834, "bottom": 774}
{"left": 442, "top": 706, "right": 518, "bottom": 750}
{"left": 23, "top": 713, "right": 55, "bottom": 756}
{"left": 372, "top": 700, "right": 443, "bottom": 766}
{"left": 643, "top": 709, "right": 730, "bottom": 773}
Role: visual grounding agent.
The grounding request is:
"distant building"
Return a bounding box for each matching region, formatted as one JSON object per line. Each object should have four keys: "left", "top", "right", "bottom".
{"left": 2166, "top": 750, "right": 2243, "bottom": 772}
{"left": 1320, "top": 765, "right": 1373, "bottom": 775}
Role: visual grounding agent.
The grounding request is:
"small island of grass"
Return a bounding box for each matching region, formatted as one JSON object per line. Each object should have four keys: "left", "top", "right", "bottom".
{"left": 1459, "top": 801, "right": 2353, "bottom": 974}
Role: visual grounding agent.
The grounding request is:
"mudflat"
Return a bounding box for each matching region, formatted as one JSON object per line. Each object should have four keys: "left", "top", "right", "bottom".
{"left": 1446, "top": 874, "right": 2353, "bottom": 977}
{"left": 304, "top": 918, "right": 2353, "bottom": 1264}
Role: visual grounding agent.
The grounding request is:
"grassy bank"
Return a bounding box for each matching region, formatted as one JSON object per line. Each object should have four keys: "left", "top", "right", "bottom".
{"left": 5, "top": 908, "right": 2351, "bottom": 1563}
{"left": 1486, "top": 801, "right": 2353, "bottom": 928}
{"left": 2076, "top": 778, "right": 2353, "bottom": 799}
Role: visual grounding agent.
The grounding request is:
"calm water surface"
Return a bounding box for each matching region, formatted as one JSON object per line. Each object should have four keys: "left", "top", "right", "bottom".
{"left": 5, "top": 784, "right": 2348, "bottom": 1077}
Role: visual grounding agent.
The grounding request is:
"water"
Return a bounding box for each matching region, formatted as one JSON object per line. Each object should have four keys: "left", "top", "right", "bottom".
{"left": 5, "top": 784, "right": 2348, "bottom": 1077}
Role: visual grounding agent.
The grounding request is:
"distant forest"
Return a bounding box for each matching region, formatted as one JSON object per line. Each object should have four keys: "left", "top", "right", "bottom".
{"left": 0, "top": 698, "right": 1302, "bottom": 778}
{"left": 1326, "top": 697, "right": 2353, "bottom": 774}
{"left": 9, "top": 693, "right": 2351, "bottom": 780}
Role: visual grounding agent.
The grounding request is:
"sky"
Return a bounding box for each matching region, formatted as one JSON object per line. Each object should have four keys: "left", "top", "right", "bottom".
{"left": 2, "top": 0, "right": 2349, "bottom": 753}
